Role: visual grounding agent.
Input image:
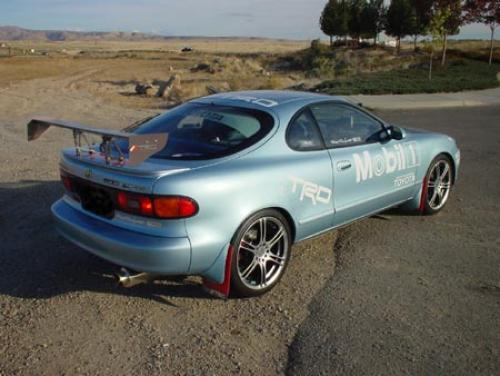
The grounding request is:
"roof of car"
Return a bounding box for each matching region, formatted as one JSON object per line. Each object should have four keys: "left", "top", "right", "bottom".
{"left": 191, "top": 90, "right": 350, "bottom": 112}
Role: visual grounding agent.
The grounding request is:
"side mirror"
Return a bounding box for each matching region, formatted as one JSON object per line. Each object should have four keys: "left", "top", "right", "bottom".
{"left": 387, "top": 125, "right": 405, "bottom": 140}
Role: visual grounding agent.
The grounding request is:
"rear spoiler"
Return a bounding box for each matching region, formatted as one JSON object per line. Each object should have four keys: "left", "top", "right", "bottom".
{"left": 27, "top": 118, "right": 168, "bottom": 166}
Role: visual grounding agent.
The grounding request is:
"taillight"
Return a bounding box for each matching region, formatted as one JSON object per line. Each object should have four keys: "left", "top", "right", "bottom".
{"left": 61, "top": 174, "right": 73, "bottom": 192}
{"left": 154, "top": 197, "right": 198, "bottom": 218}
{"left": 116, "top": 191, "right": 197, "bottom": 219}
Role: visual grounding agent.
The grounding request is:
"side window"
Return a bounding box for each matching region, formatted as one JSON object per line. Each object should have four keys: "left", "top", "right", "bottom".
{"left": 310, "top": 103, "right": 384, "bottom": 148}
{"left": 286, "top": 109, "right": 324, "bottom": 151}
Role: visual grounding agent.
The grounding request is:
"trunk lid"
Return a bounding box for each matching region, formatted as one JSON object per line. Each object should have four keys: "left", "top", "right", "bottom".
{"left": 60, "top": 148, "right": 190, "bottom": 193}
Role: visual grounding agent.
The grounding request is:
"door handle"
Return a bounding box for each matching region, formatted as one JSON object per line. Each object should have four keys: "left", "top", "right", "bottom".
{"left": 337, "top": 160, "right": 352, "bottom": 171}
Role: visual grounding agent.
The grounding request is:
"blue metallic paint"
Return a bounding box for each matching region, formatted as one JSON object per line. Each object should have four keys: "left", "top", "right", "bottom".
{"left": 51, "top": 90, "right": 460, "bottom": 285}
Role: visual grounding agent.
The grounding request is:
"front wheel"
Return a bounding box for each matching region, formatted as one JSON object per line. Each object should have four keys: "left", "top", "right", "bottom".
{"left": 230, "top": 210, "right": 291, "bottom": 297}
{"left": 421, "top": 155, "right": 453, "bottom": 215}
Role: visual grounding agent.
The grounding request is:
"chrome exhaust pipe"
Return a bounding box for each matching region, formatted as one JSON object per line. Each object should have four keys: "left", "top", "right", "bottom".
{"left": 115, "top": 267, "right": 155, "bottom": 288}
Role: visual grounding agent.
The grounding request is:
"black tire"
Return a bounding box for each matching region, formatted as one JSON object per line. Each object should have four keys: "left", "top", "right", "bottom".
{"left": 230, "top": 209, "right": 292, "bottom": 298}
{"left": 421, "top": 154, "right": 454, "bottom": 215}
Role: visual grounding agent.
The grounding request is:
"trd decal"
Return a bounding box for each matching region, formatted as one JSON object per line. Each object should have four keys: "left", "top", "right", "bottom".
{"left": 289, "top": 176, "right": 332, "bottom": 205}
{"left": 353, "top": 142, "right": 419, "bottom": 183}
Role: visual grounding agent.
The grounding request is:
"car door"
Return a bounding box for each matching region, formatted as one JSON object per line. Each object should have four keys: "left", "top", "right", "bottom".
{"left": 285, "top": 108, "right": 334, "bottom": 240}
{"left": 309, "top": 102, "right": 419, "bottom": 227}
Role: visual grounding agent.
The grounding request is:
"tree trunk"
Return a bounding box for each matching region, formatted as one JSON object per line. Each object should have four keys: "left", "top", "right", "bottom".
{"left": 429, "top": 50, "right": 433, "bottom": 81}
{"left": 489, "top": 25, "right": 495, "bottom": 66}
{"left": 441, "top": 32, "right": 448, "bottom": 66}
{"left": 397, "top": 36, "right": 401, "bottom": 54}
{"left": 414, "top": 35, "right": 417, "bottom": 51}
{"left": 330, "top": 35, "right": 333, "bottom": 48}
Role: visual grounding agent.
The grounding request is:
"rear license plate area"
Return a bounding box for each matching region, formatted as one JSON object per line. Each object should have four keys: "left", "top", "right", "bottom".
{"left": 77, "top": 182, "right": 115, "bottom": 218}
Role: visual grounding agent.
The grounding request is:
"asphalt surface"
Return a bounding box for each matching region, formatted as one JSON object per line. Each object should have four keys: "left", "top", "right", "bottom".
{"left": 287, "top": 106, "right": 500, "bottom": 375}
{"left": 349, "top": 85, "right": 500, "bottom": 110}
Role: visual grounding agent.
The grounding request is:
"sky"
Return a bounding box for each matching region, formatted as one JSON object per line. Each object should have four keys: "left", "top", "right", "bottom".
{"left": 0, "top": 0, "right": 496, "bottom": 40}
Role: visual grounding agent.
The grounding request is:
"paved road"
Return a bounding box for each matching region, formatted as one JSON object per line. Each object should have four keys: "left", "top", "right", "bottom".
{"left": 287, "top": 106, "right": 500, "bottom": 375}
{"left": 349, "top": 85, "right": 500, "bottom": 110}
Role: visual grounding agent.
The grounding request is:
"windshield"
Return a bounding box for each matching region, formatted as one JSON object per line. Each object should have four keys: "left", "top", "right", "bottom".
{"left": 130, "top": 103, "right": 274, "bottom": 160}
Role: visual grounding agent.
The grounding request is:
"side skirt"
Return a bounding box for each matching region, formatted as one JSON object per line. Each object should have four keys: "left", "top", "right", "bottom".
{"left": 295, "top": 196, "right": 414, "bottom": 245}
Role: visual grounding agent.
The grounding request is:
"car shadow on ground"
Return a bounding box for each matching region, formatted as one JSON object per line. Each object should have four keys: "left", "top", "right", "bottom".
{"left": 0, "top": 180, "right": 214, "bottom": 304}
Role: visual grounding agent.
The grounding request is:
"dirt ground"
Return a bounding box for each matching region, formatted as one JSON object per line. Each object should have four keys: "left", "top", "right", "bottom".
{"left": 0, "top": 57, "right": 337, "bottom": 376}
{"left": 0, "top": 53, "right": 499, "bottom": 375}
{"left": 2, "top": 38, "right": 310, "bottom": 54}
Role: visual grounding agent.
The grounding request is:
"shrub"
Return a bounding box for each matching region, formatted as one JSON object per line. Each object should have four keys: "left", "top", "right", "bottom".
{"left": 312, "top": 58, "right": 500, "bottom": 95}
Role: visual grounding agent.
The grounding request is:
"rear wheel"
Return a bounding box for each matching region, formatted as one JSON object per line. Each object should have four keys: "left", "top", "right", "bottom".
{"left": 230, "top": 210, "right": 291, "bottom": 297}
{"left": 421, "top": 155, "right": 453, "bottom": 215}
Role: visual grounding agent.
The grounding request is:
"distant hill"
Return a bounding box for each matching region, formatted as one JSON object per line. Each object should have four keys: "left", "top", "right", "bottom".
{"left": 0, "top": 26, "right": 284, "bottom": 42}
{"left": 0, "top": 26, "right": 168, "bottom": 41}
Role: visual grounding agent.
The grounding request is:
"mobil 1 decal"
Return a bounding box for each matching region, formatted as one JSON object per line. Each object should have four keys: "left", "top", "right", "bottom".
{"left": 352, "top": 142, "right": 419, "bottom": 183}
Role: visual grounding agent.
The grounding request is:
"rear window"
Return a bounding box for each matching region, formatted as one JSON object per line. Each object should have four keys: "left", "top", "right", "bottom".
{"left": 131, "top": 103, "right": 274, "bottom": 160}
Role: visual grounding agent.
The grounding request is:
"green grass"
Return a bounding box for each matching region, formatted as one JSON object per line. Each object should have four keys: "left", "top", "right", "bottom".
{"left": 314, "top": 58, "right": 500, "bottom": 95}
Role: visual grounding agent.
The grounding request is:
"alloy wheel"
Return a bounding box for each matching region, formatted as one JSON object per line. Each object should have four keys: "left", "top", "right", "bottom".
{"left": 236, "top": 216, "right": 289, "bottom": 290}
{"left": 427, "top": 159, "right": 452, "bottom": 210}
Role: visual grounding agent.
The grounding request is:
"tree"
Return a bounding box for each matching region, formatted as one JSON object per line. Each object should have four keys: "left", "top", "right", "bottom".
{"left": 336, "top": 0, "right": 351, "bottom": 42}
{"left": 320, "top": 0, "right": 338, "bottom": 46}
{"left": 425, "top": 6, "right": 451, "bottom": 79}
{"left": 463, "top": 0, "right": 500, "bottom": 65}
{"left": 320, "top": 0, "right": 350, "bottom": 46}
{"left": 386, "top": 0, "right": 417, "bottom": 53}
{"left": 360, "top": 0, "right": 386, "bottom": 45}
{"left": 348, "top": 0, "right": 365, "bottom": 44}
{"left": 435, "top": 0, "right": 461, "bottom": 65}
{"left": 410, "top": 0, "right": 434, "bottom": 50}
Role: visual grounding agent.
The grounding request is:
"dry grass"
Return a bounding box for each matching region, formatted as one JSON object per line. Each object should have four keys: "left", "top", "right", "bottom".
{"left": 1, "top": 39, "right": 497, "bottom": 109}
{"left": 0, "top": 38, "right": 310, "bottom": 106}
{"left": 0, "top": 42, "right": 305, "bottom": 108}
{"left": 0, "top": 38, "right": 309, "bottom": 54}
{"left": 447, "top": 39, "right": 500, "bottom": 51}
{"left": 0, "top": 57, "right": 91, "bottom": 87}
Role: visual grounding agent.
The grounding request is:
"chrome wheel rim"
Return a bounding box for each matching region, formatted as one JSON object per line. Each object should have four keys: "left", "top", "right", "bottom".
{"left": 237, "top": 216, "right": 288, "bottom": 290}
{"left": 427, "top": 160, "right": 452, "bottom": 210}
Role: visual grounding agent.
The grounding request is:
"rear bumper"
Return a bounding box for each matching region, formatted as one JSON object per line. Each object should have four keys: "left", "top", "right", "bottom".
{"left": 51, "top": 199, "right": 191, "bottom": 274}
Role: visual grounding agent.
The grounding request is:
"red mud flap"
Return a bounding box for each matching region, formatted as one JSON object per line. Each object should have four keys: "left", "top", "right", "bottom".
{"left": 202, "top": 246, "right": 233, "bottom": 299}
{"left": 419, "top": 177, "right": 428, "bottom": 213}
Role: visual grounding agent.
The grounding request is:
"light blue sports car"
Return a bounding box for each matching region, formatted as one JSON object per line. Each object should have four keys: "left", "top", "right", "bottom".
{"left": 28, "top": 90, "right": 460, "bottom": 298}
